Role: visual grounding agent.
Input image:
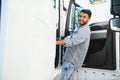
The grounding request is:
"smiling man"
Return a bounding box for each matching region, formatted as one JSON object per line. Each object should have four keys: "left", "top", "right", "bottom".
{"left": 56, "top": 9, "right": 92, "bottom": 80}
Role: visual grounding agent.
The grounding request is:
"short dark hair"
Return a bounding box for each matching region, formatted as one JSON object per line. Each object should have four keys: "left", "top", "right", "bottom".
{"left": 80, "top": 9, "right": 92, "bottom": 18}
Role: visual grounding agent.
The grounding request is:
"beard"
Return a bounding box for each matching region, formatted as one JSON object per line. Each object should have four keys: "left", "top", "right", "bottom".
{"left": 79, "top": 20, "right": 88, "bottom": 26}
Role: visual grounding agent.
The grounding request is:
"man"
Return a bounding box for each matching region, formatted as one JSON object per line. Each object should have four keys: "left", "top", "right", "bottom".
{"left": 56, "top": 9, "right": 92, "bottom": 80}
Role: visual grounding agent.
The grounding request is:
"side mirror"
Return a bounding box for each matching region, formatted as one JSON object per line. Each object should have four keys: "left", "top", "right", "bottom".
{"left": 110, "top": 18, "right": 120, "bottom": 32}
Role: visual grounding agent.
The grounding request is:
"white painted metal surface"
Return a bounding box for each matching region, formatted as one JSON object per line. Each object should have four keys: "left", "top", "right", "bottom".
{"left": 76, "top": 68, "right": 120, "bottom": 80}
{"left": 115, "top": 32, "right": 120, "bottom": 71}
{"left": 1, "top": 0, "right": 56, "bottom": 80}
{"left": 54, "top": 68, "right": 120, "bottom": 80}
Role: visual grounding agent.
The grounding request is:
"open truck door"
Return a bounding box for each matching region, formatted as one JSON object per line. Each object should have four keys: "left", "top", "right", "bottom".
{"left": 54, "top": 0, "right": 120, "bottom": 80}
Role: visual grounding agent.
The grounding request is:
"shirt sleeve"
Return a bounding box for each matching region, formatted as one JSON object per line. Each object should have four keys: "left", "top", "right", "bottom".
{"left": 63, "top": 28, "right": 88, "bottom": 47}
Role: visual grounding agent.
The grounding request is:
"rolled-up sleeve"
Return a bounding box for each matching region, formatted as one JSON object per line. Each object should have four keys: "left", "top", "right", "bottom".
{"left": 63, "top": 29, "right": 88, "bottom": 47}
{"left": 63, "top": 37, "right": 73, "bottom": 47}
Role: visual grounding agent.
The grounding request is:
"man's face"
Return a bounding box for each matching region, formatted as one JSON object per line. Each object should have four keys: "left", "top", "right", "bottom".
{"left": 79, "top": 12, "right": 90, "bottom": 26}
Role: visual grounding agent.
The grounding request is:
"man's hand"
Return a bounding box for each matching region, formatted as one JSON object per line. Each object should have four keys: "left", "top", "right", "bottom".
{"left": 56, "top": 40, "right": 64, "bottom": 46}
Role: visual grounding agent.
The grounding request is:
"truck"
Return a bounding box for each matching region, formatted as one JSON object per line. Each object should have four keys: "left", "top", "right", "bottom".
{"left": 0, "top": 0, "right": 120, "bottom": 80}
{"left": 54, "top": 0, "right": 120, "bottom": 80}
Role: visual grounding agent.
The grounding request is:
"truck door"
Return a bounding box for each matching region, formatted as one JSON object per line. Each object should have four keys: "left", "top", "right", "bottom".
{"left": 55, "top": 0, "right": 82, "bottom": 68}
{"left": 83, "top": 0, "right": 120, "bottom": 70}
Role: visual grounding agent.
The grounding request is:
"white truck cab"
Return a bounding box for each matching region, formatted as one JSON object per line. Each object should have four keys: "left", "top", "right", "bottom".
{"left": 0, "top": 0, "right": 120, "bottom": 80}
{"left": 55, "top": 0, "right": 120, "bottom": 80}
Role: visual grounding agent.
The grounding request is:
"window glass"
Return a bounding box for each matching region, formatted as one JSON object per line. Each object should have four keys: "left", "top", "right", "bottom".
{"left": 69, "top": 4, "right": 83, "bottom": 33}
{"left": 74, "top": 6, "right": 83, "bottom": 30}
{"left": 69, "top": 4, "right": 75, "bottom": 33}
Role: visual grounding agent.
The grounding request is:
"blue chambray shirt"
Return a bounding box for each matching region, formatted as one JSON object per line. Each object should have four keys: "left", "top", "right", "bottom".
{"left": 63, "top": 24, "right": 91, "bottom": 68}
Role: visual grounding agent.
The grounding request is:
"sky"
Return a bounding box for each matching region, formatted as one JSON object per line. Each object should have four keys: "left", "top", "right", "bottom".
{"left": 76, "top": 0, "right": 112, "bottom": 23}
{"left": 64, "top": 0, "right": 112, "bottom": 23}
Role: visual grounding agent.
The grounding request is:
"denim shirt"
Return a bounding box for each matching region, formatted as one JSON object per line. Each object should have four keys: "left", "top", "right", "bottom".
{"left": 63, "top": 24, "right": 91, "bottom": 68}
